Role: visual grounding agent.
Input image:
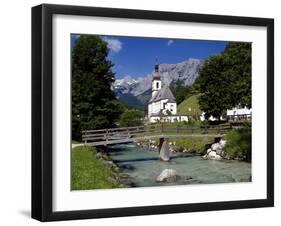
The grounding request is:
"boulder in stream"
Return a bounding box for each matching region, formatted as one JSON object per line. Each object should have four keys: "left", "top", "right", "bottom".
{"left": 156, "top": 169, "right": 179, "bottom": 182}
{"left": 203, "top": 149, "right": 222, "bottom": 160}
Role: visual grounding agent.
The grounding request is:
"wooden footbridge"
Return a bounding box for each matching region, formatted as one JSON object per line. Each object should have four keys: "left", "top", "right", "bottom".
{"left": 82, "top": 124, "right": 231, "bottom": 146}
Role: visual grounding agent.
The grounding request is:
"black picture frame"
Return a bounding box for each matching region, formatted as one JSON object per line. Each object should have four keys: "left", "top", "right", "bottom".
{"left": 32, "top": 3, "right": 274, "bottom": 222}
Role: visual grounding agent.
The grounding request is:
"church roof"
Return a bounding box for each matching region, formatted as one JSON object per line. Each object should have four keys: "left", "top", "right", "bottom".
{"left": 149, "top": 85, "right": 176, "bottom": 103}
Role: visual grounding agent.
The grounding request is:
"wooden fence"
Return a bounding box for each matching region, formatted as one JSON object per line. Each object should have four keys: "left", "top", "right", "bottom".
{"left": 82, "top": 124, "right": 232, "bottom": 144}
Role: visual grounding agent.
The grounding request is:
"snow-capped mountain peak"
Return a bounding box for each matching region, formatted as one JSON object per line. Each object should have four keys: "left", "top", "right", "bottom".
{"left": 113, "top": 58, "right": 204, "bottom": 98}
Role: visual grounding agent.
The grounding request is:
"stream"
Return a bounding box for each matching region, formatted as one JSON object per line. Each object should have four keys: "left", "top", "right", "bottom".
{"left": 107, "top": 143, "right": 252, "bottom": 188}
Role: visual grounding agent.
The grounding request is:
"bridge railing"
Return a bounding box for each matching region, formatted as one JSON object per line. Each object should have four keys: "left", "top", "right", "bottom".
{"left": 81, "top": 124, "right": 232, "bottom": 144}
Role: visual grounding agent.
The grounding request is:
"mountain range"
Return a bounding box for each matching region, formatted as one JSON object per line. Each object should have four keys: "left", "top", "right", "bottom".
{"left": 113, "top": 58, "right": 204, "bottom": 110}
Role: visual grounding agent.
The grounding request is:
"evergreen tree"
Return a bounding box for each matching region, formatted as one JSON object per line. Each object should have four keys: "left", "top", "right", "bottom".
{"left": 170, "top": 80, "right": 197, "bottom": 105}
{"left": 72, "top": 35, "right": 124, "bottom": 140}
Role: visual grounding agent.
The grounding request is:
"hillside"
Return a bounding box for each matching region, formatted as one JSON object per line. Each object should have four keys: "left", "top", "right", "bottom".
{"left": 135, "top": 89, "right": 151, "bottom": 107}
{"left": 118, "top": 93, "right": 145, "bottom": 110}
{"left": 178, "top": 94, "right": 202, "bottom": 116}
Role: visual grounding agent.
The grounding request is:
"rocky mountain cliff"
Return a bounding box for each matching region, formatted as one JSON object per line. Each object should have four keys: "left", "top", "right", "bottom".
{"left": 113, "top": 58, "right": 204, "bottom": 109}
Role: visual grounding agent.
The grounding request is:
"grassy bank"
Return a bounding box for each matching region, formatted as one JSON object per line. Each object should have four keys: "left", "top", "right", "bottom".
{"left": 178, "top": 94, "right": 202, "bottom": 116}
{"left": 72, "top": 140, "right": 82, "bottom": 144}
{"left": 138, "top": 136, "right": 214, "bottom": 154}
{"left": 171, "top": 137, "right": 214, "bottom": 154}
{"left": 71, "top": 146, "right": 121, "bottom": 190}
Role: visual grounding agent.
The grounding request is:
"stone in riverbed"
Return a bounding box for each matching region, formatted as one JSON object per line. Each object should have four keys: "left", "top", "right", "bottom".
{"left": 219, "top": 140, "right": 227, "bottom": 146}
{"left": 156, "top": 169, "right": 179, "bottom": 182}
{"left": 203, "top": 150, "right": 222, "bottom": 160}
{"left": 211, "top": 142, "right": 223, "bottom": 152}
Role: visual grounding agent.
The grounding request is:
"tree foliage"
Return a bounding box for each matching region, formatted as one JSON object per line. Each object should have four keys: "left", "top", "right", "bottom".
{"left": 119, "top": 109, "right": 144, "bottom": 127}
{"left": 72, "top": 35, "right": 124, "bottom": 140}
{"left": 170, "top": 80, "right": 198, "bottom": 104}
{"left": 196, "top": 42, "right": 251, "bottom": 120}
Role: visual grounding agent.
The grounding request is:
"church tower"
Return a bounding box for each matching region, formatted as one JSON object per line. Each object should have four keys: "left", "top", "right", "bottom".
{"left": 152, "top": 64, "right": 161, "bottom": 97}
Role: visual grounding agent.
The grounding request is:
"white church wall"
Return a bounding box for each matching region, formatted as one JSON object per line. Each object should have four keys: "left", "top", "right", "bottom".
{"left": 152, "top": 79, "right": 161, "bottom": 97}
{"left": 149, "top": 115, "right": 189, "bottom": 123}
{"left": 166, "top": 102, "right": 177, "bottom": 114}
{"left": 160, "top": 99, "right": 167, "bottom": 111}
{"left": 153, "top": 101, "right": 161, "bottom": 114}
{"left": 148, "top": 104, "right": 152, "bottom": 117}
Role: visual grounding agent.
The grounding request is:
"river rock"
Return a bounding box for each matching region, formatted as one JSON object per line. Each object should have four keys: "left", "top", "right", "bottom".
{"left": 183, "top": 148, "right": 188, "bottom": 153}
{"left": 211, "top": 142, "right": 223, "bottom": 151}
{"left": 219, "top": 140, "right": 227, "bottom": 147}
{"left": 95, "top": 152, "right": 103, "bottom": 159}
{"left": 159, "top": 140, "right": 170, "bottom": 161}
{"left": 156, "top": 169, "right": 178, "bottom": 182}
{"left": 203, "top": 150, "right": 222, "bottom": 160}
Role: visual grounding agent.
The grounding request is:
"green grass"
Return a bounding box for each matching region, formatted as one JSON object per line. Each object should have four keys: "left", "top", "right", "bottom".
{"left": 71, "top": 146, "right": 121, "bottom": 190}
{"left": 72, "top": 140, "right": 82, "bottom": 144}
{"left": 138, "top": 136, "right": 214, "bottom": 154}
{"left": 178, "top": 94, "right": 202, "bottom": 116}
{"left": 172, "top": 137, "right": 214, "bottom": 154}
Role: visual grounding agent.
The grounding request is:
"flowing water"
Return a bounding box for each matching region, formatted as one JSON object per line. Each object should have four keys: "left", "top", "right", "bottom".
{"left": 108, "top": 144, "right": 252, "bottom": 188}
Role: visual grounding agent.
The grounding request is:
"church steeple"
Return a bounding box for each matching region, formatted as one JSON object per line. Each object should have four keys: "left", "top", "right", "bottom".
{"left": 152, "top": 63, "right": 161, "bottom": 97}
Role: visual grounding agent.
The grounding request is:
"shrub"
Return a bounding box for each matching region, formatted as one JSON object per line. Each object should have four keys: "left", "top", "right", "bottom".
{"left": 119, "top": 109, "right": 144, "bottom": 127}
{"left": 224, "top": 123, "right": 251, "bottom": 161}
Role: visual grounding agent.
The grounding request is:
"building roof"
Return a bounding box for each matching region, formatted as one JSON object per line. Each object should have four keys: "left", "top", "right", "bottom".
{"left": 149, "top": 85, "right": 176, "bottom": 103}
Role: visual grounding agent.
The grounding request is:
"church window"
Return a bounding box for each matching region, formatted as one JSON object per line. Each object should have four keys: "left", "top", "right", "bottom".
{"left": 156, "top": 82, "right": 159, "bottom": 89}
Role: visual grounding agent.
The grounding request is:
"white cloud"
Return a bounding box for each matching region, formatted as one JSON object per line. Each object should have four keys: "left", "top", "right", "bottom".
{"left": 103, "top": 37, "right": 122, "bottom": 53}
{"left": 167, "top": 40, "right": 174, "bottom": 46}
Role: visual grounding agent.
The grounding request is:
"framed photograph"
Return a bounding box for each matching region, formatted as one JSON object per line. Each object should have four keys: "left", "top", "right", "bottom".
{"left": 32, "top": 4, "right": 274, "bottom": 221}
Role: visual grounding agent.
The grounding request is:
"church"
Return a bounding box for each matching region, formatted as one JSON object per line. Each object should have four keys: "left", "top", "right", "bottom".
{"left": 148, "top": 64, "right": 189, "bottom": 123}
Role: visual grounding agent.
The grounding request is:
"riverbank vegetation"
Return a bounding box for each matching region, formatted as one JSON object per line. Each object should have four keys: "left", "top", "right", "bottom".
{"left": 119, "top": 109, "right": 144, "bottom": 127}
{"left": 71, "top": 146, "right": 121, "bottom": 190}
{"left": 223, "top": 123, "right": 252, "bottom": 161}
{"left": 137, "top": 136, "right": 214, "bottom": 155}
{"left": 170, "top": 137, "right": 214, "bottom": 154}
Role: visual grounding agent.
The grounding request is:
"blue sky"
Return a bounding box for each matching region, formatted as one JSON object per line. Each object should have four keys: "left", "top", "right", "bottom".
{"left": 71, "top": 35, "right": 228, "bottom": 80}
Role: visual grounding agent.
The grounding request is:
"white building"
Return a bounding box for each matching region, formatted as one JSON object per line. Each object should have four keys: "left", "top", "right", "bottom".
{"left": 148, "top": 64, "right": 189, "bottom": 123}
{"left": 199, "top": 106, "right": 252, "bottom": 122}
{"left": 226, "top": 106, "right": 252, "bottom": 122}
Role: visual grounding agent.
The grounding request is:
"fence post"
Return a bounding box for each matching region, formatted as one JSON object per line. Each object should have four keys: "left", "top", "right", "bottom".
{"left": 106, "top": 129, "right": 108, "bottom": 143}
{"left": 84, "top": 131, "right": 87, "bottom": 144}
